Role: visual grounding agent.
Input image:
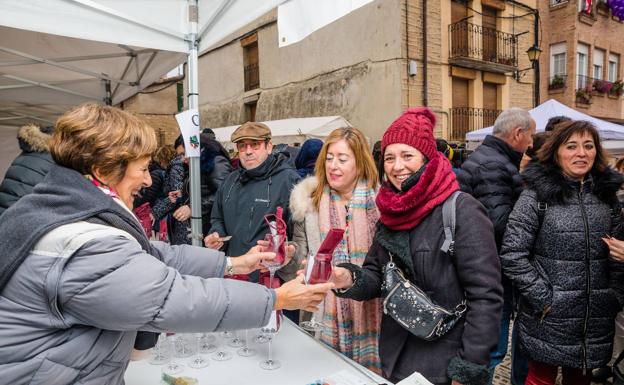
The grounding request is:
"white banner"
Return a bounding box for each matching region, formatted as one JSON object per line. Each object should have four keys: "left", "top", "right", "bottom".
{"left": 175, "top": 109, "right": 201, "bottom": 158}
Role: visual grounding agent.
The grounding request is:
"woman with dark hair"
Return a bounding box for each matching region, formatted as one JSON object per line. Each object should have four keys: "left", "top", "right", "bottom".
{"left": 199, "top": 131, "right": 233, "bottom": 235}
{"left": 500, "top": 120, "right": 624, "bottom": 385}
{"left": 330, "top": 108, "right": 502, "bottom": 384}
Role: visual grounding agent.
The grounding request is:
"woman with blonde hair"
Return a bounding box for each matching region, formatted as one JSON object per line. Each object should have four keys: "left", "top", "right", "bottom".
{"left": 290, "top": 127, "right": 382, "bottom": 372}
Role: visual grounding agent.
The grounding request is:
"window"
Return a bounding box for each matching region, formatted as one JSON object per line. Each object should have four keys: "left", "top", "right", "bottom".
{"left": 577, "top": 43, "right": 589, "bottom": 88}
{"left": 609, "top": 53, "right": 619, "bottom": 82}
{"left": 550, "top": 43, "right": 567, "bottom": 76}
{"left": 593, "top": 48, "right": 605, "bottom": 80}
{"left": 241, "top": 33, "right": 259, "bottom": 91}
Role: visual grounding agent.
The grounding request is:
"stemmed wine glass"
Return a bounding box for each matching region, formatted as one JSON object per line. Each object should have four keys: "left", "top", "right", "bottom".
{"left": 188, "top": 333, "right": 209, "bottom": 369}
{"left": 210, "top": 332, "right": 232, "bottom": 361}
{"left": 300, "top": 252, "right": 333, "bottom": 332}
{"left": 259, "top": 310, "right": 282, "bottom": 370}
{"left": 149, "top": 333, "right": 169, "bottom": 365}
{"left": 227, "top": 330, "right": 245, "bottom": 348}
{"left": 237, "top": 329, "right": 256, "bottom": 357}
{"left": 198, "top": 333, "right": 217, "bottom": 354}
{"left": 162, "top": 335, "right": 183, "bottom": 375}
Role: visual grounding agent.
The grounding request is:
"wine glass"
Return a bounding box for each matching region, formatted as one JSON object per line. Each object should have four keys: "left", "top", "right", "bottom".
{"left": 198, "top": 333, "right": 217, "bottom": 354}
{"left": 162, "top": 335, "right": 183, "bottom": 375}
{"left": 210, "top": 333, "right": 232, "bottom": 361}
{"left": 173, "top": 334, "right": 193, "bottom": 358}
{"left": 237, "top": 329, "right": 256, "bottom": 357}
{"left": 300, "top": 252, "right": 333, "bottom": 332}
{"left": 261, "top": 233, "right": 287, "bottom": 287}
{"left": 148, "top": 333, "right": 169, "bottom": 365}
{"left": 227, "top": 330, "right": 245, "bottom": 348}
{"left": 187, "top": 333, "right": 209, "bottom": 369}
{"left": 259, "top": 311, "right": 282, "bottom": 370}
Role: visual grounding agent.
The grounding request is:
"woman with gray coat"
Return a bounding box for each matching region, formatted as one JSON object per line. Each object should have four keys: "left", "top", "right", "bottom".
{"left": 500, "top": 120, "right": 624, "bottom": 385}
{"left": 0, "top": 104, "right": 332, "bottom": 385}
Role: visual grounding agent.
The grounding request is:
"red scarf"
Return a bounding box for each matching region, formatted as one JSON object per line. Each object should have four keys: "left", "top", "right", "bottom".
{"left": 376, "top": 153, "right": 459, "bottom": 231}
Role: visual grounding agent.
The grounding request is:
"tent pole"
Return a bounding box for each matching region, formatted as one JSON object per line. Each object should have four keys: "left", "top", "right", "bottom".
{"left": 187, "top": 0, "right": 203, "bottom": 246}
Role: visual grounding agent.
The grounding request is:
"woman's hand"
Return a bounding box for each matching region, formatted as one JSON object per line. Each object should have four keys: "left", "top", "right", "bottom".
{"left": 273, "top": 274, "right": 334, "bottom": 312}
{"left": 330, "top": 266, "right": 354, "bottom": 290}
{"left": 172, "top": 205, "right": 191, "bottom": 221}
{"left": 603, "top": 236, "right": 624, "bottom": 262}
{"left": 168, "top": 190, "right": 182, "bottom": 203}
{"left": 230, "top": 249, "right": 276, "bottom": 274}
{"left": 255, "top": 239, "right": 296, "bottom": 267}
{"left": 204, "top": 232, "right": 224, "bottom": 250}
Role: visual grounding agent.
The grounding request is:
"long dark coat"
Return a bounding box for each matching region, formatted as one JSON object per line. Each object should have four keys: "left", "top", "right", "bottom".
{"left": 500, "top": 161, "right": 624, "bottom": 369}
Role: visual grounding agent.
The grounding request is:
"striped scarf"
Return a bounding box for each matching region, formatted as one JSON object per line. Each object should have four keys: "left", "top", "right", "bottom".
{"left": 318, "top": 179, "right": 382, "bottom": 373}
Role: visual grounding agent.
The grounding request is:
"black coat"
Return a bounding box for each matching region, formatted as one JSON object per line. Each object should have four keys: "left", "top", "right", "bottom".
{"left": 209, "top": 152, "right": 300, "bottom": 262}
{"left": 0, "top": 124, "right": 54, "bottom": 216}
{"left": 458, "top": 135, "right": 524, "bottom": 249}
{"left": 133, "top": 163, "right": 166, "bottom": 208}
{"left": 337, "top": 193, "right": 502, "bottom": 385}
{"left": 500, "top": 161, "right": 624, "bottom": 370}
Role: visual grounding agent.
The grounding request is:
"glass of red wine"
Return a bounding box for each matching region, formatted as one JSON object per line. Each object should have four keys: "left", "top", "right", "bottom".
{"left": 300, "top": 252, "right": 333, "bottom": 332}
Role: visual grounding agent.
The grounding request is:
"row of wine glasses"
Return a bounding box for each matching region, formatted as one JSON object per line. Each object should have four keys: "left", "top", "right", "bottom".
{"left": 151, "top": 327, "right": 279, "bottom": 375}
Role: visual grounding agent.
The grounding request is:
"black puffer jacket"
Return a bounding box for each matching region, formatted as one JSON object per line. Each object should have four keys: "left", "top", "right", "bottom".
{"left": 0, "top": 124, "right": 54, "bottom": 216}
{"left": 337, "top": 193, "right": 502, "bottom": 385}
{"left": 458, "top": 135, "right": 523, "bottom": 249}
{"left": 500, "top": 161, "right": 624, "bottom": 370}
{"left": 209, "top": 152, "right": 300, "bottom": 265}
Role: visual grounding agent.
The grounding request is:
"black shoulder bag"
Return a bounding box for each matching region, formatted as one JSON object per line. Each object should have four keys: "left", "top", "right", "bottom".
{"left": 381, "top": 191, "right": 467, "bottom": 341}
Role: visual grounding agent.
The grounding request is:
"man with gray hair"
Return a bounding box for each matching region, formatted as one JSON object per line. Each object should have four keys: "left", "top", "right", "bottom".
{"left": 458, "top": 107, "right": 535, "bottom": 385}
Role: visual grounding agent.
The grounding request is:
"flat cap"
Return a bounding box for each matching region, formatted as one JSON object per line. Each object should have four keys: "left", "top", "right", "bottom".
{"left": 231, "top": 121, "right": 271, "bottom": 143}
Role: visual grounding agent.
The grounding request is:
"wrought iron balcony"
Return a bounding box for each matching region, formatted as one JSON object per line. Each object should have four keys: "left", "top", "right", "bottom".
{"left": 244, "top": 62, "right": 259, "bottom": 91}
{"left": 449, "top": 107, "right": 502, "bottom": 142}
{"left": 448, "top": 20, "right": 517, "bottom": 73}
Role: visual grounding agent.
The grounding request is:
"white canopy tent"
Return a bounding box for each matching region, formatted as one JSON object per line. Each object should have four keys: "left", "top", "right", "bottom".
{"left": 213, "top": 116, "right": 352, "bottom": 151}
{"left": 0, "top": 0, "right": 375, "bottom": 244}
{"left": 465, "top": 99, "right": 624, "bottom": 154}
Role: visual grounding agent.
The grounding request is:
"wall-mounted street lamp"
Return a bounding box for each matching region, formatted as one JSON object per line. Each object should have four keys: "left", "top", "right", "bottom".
{"left": 514, "top": 44, "right": 542, "bottom": 107}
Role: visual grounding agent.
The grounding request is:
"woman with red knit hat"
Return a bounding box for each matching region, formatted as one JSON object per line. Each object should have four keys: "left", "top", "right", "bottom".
{"left": 331, "top": 108, "right": 503, "bottom": 385}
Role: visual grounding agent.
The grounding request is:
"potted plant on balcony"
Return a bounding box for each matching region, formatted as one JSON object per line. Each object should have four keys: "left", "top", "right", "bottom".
{"left": 611, "top": 80, "right": 624, "bottom": 97}
{"left": 549, "top": 74, "right": 566, "bottom": 90}
{"left": 592, "top": 79, "right": 613, "bottom": 94}
{"left": 576, "top": 86, "right": 593, "bottom": 104}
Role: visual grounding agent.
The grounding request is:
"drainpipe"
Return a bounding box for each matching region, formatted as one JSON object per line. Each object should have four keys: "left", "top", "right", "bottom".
{"left": 506, "top": 0, "right": 540, "bottom": 106}
{"left": 423, "top": 0, "right": 428, "bottom": 107}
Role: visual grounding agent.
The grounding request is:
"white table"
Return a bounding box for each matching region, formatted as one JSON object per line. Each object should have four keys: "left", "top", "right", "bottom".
{"left": 125, "top": 319, "right": 392, "bottom": 385}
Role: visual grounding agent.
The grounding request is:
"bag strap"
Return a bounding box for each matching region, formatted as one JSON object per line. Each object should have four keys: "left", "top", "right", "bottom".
{"left": 441, "top": 191, "right": 462, "bottom": 257}
{"left": 537, "top": 201, "right": 547, "bottom": 229}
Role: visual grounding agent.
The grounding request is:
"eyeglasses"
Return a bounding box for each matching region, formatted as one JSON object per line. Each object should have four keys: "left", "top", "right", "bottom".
{"left": 236, "top": 140, "right": 265, "bottom": 151}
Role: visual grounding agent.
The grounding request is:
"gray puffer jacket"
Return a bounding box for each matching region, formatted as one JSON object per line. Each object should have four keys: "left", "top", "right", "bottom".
{"left": 0, "top": 222, "right": 274, "bottom": 384}
{"left": 500, "top": 161, "right": 624, "bottom": 370}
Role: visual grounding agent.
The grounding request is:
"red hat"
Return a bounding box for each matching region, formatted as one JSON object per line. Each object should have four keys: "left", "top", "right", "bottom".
{"left": 381, "top": 107, "right": 437, "bottom": 160}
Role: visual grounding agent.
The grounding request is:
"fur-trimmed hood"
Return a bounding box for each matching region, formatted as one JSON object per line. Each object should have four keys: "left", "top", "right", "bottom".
{"left": 17, "top": 124, "right": 52, "bottom": 153}
{"left": 522, "top": 160, "right": 624, "bottom": 205}
{"left": 289, "top": 176, "right": 317, "bottom": 222}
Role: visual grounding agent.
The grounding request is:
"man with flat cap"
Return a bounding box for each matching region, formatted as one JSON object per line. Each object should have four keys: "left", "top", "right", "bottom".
{"left": 204, "top": 122, "right": 301, "bottom": 284}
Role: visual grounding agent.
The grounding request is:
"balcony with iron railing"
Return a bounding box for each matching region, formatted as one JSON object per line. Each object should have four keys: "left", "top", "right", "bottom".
{"left": 448, "top": 20, "right": 517, "bottom": 73}
{"left": 575, "top": 75, "right": 624, "bottom": 104}
{"left": 449, "top": 107, "right": 502, "bottom": 142}
{"left": 244, "top": 62, "right": 259, "bottom": 91}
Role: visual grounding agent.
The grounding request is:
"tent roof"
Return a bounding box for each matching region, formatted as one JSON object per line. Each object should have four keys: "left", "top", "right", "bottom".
{"left": 465, "top": 99, "right": 624, "bottom": 141}
{"left": 0, "top": 0, "right": 374, "bottom": 130}
{"left": 212, "top": 116, "right": 352, "bottom": 145}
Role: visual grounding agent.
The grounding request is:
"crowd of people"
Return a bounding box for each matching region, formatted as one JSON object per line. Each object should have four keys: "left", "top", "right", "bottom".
{"left": 1, "top": 102, "right": 624, "bottom": 385}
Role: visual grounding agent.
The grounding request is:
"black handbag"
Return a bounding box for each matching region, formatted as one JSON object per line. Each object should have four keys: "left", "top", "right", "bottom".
{"left": 381, "top": 259, "right": 466, "bottom": 341}
{"left": 381, "top": 191, "right": 466, "bottom": 341}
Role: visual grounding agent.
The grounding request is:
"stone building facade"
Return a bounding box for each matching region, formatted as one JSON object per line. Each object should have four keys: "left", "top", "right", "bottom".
{"left": 539, "top": 0, "right": 624, "bottom": 123}
{"left": 190, "top": 0, "right": 537, "bottom": 143}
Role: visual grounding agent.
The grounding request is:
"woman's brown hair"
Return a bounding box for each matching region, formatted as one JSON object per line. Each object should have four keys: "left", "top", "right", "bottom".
{"left": 154, "top": 145, "right": 177, "bottom": 169}
{"left": 537, "top": 120, "right": 608, "bottom": 174}
{"left": 312, "top": 127, "right": 378, "bottom": 209}
{"left": 50, "top": 103, "right": 157, "bottom": 184}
